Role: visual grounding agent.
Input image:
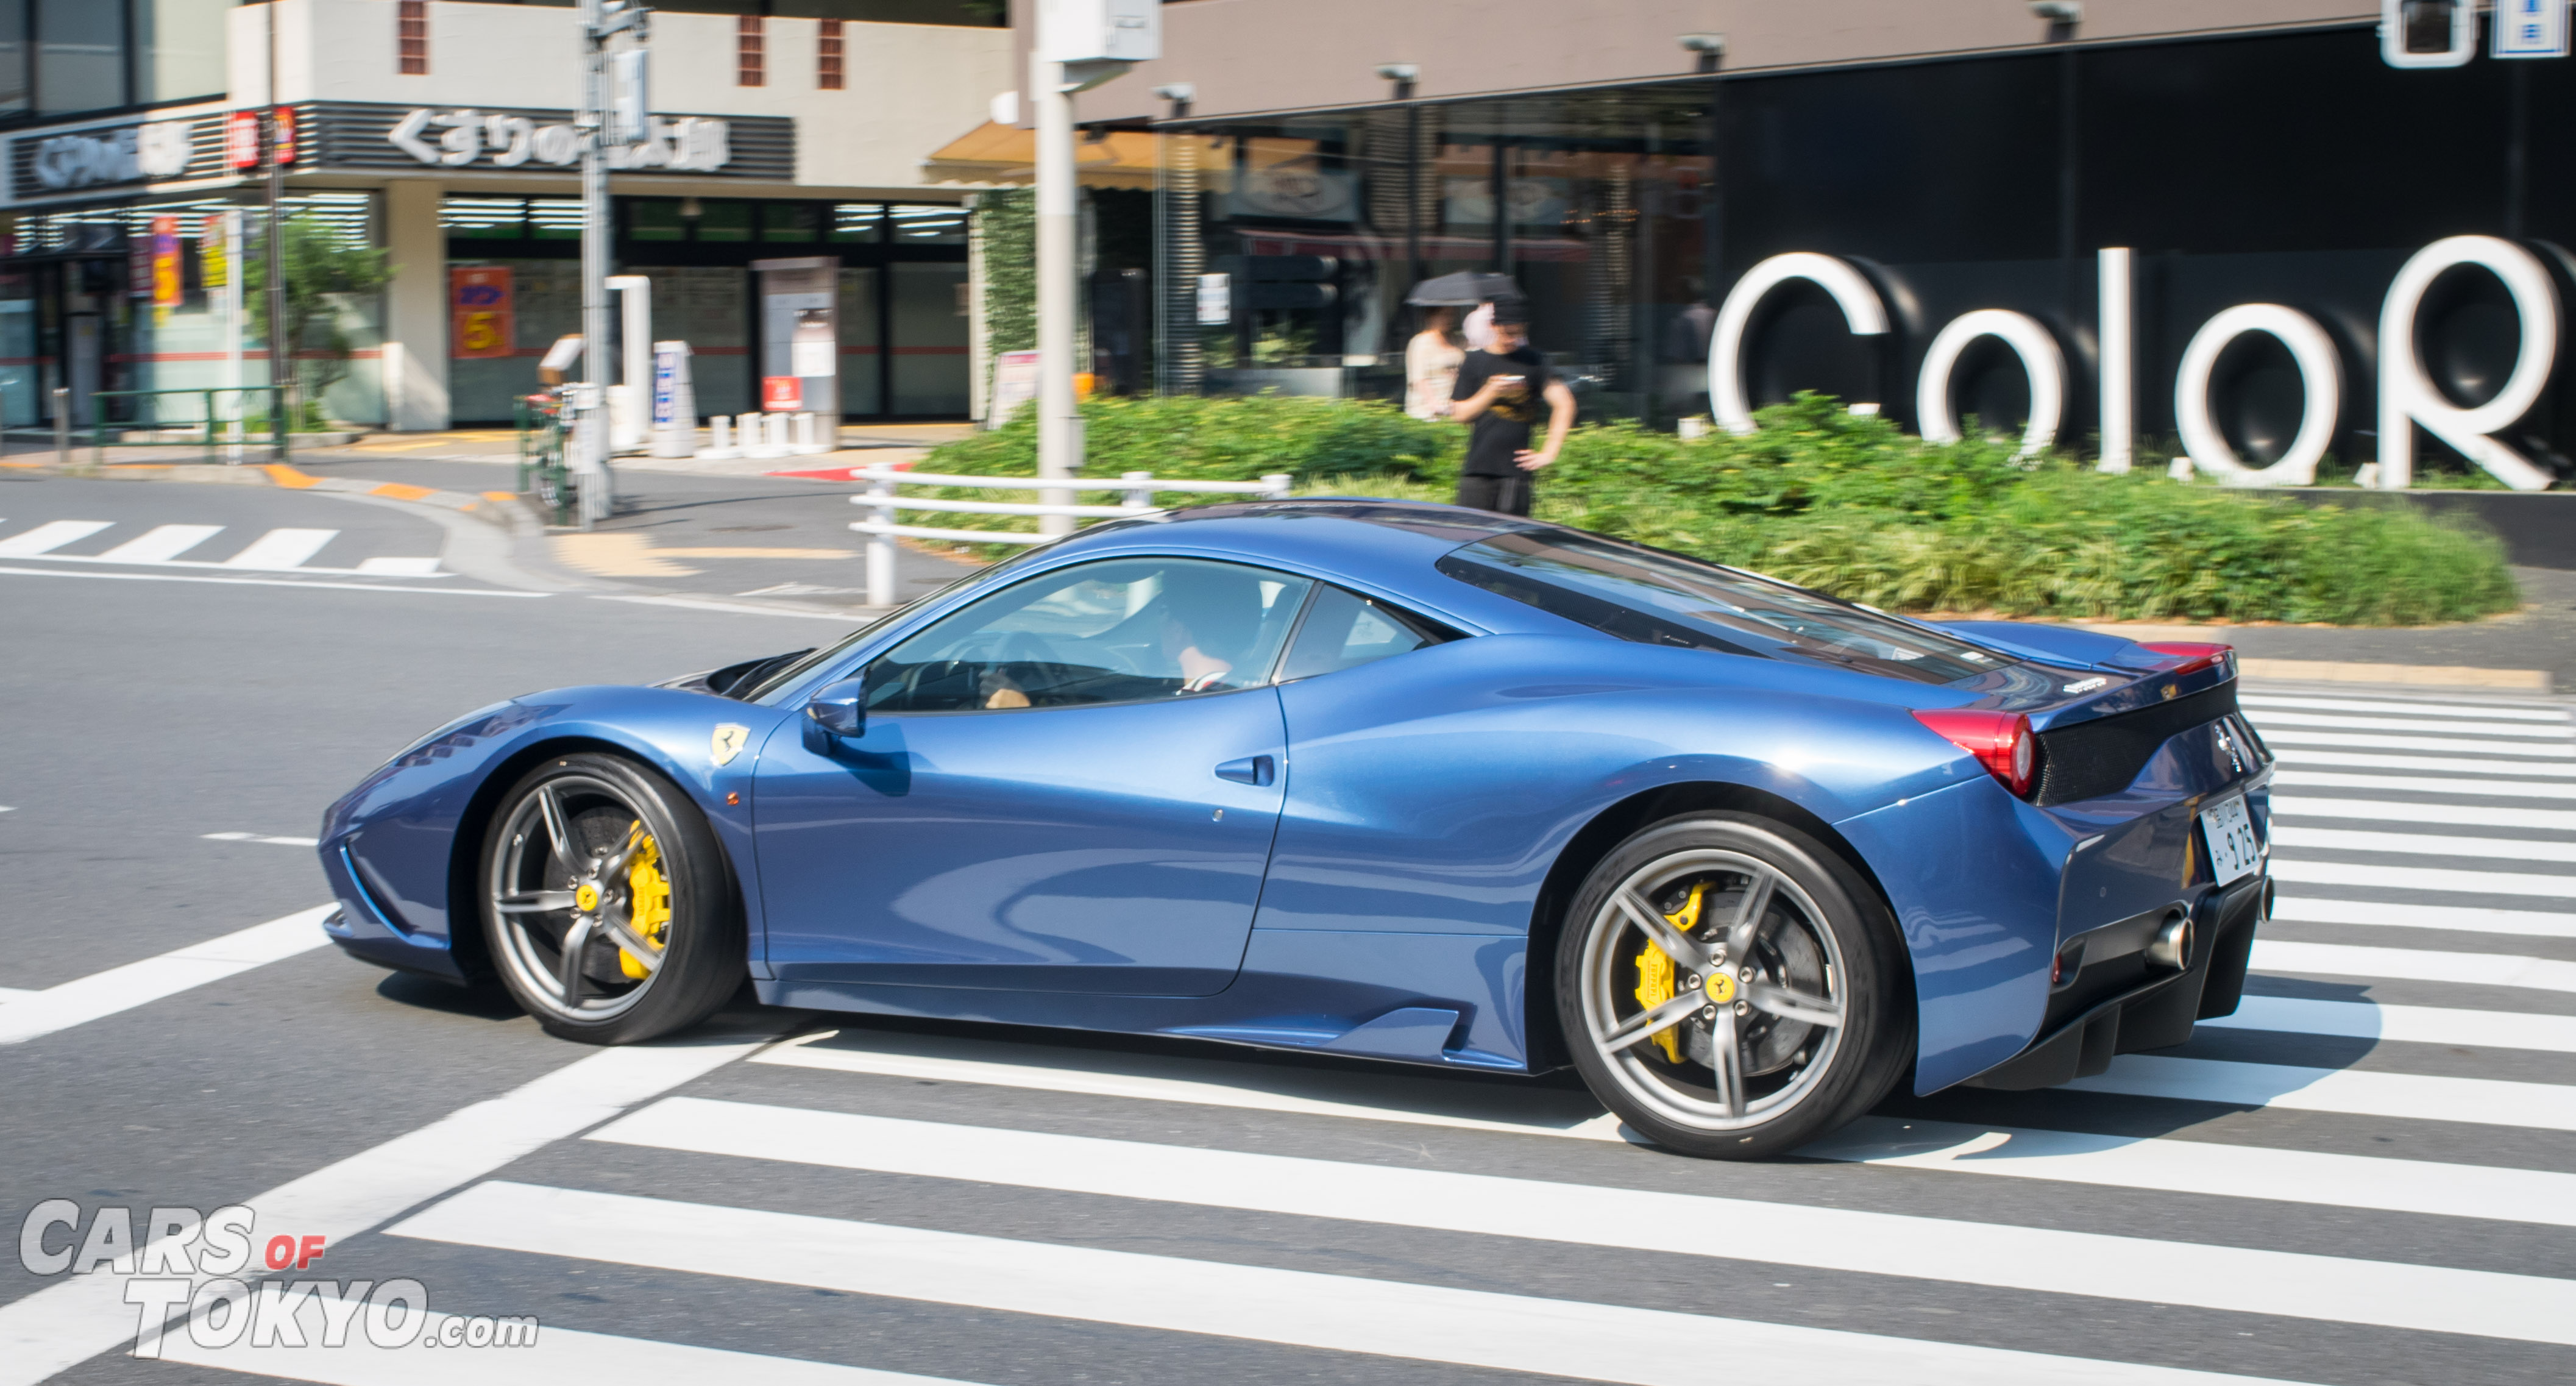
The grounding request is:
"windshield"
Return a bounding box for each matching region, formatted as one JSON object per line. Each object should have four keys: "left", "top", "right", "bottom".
{"left": 739, "top": 552, "right": 1040, "bottom": 705}
{"left": 1436, "top": 530, "right": 2012, "bottom": 685}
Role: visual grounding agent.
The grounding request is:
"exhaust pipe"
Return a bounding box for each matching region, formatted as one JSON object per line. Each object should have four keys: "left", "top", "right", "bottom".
{"left": 2146, "top": 910, "right": 2193, "bottom": 970}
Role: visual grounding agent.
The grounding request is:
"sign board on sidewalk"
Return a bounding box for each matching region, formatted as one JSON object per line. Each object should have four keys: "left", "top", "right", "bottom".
{"left": 1195, "top": 272, "right": 1231, "bottom": 324}
{"left": 2495, "top": 0, "right": 2569, "bottom": 56}
{"left": 991, "top": 349, "right": 1040, "bottom": 424}
{"left": 449, "top": 266, "right": 515, "bottom": 360}
{"left": 651, "top": 340, "right": 697, "bottom": 458}
{"left": 762, "top": 375, "right": 804, "bottom": 410}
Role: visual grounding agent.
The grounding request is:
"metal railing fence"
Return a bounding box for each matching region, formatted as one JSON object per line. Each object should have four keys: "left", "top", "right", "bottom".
{"left": 79, "top": 387, "right": 289, "bottom": 466}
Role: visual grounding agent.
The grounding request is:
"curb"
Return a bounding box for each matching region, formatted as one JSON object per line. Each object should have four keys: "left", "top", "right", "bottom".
{"left": 2236, "top": 658, "right": 2553, "bottom": 692}
{"left": 2, "top": 457, "right": 513, "bottom": 521}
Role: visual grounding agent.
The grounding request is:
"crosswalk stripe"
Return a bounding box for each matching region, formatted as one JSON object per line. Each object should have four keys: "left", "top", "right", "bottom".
{"left": 0, "top": 519, "right": 110, "bottom": 556}
{"left": 0, "top": 906, "right": 335, "bottom": 1047}
{"left": 2251, "top": 939, "right": 2576, "bottom": 993}
{"left": 2272, "top": 894, "right": 2576, "bottom": 939}
{"left": 2272, "top": 795, "right": 2576, "bottom": 832}
{"left": 753, "top": 1030, "right": 1622, "bottom": 1142}
{"left": 2241, "top": 693, "right": 2569, "bottom": 722}
{"left": 352, "top": 555, "right": 442, "bottom": 577}
{"left": 2249, "top": 710, "right": 2567, "bottom": 738}
{"left": 2273, "top": 822, "right": 2576, "bottom": 862}
{"left": 2063, "top": 1054, "right": 2576, "bottom": 1129}
{"left": 160, "top": 1298, "right": 978, "bottom": 1386}
{"left": 2259, "top": 728, "right": 2576, "bottom": 757}
{"left": 2204, "top": 994, "right": 2576, "bottom": 1051}
{"left": 222, "top": 527, "right": 339, "bottom": 569}
{"left": 2269, "top": 857, "right": 2576, "bottom": 900}
{"left": 584, "top": 1098, "right": 2576, "bottom": 1346}
{"left": 94, "top": 524, "right": 223, "bottom": 563}
{"left": 2276, "top": 748, "right": 2576, "bottom": 778}
{"left": 1803, "top": 1115, "right": 2576, "bottom": 1226}
{"left": 389, "top": 1180, "right": 2313, "bottom": 1386}
{"left": 2276, "top": 768, "right": 2576, "bottom": 800}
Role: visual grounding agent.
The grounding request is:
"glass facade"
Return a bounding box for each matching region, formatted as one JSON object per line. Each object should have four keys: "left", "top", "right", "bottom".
{"left": 442, "top": 196, "right": 970, "bottom": 423}
{"left": 0, "top": 0, "right": 229, "bottom": 122}
{"left": 1154, "top": 23, "right": 2576, "bottom": 469}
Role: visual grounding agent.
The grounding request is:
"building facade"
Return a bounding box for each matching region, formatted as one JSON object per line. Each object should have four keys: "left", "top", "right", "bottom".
{"left": 1029, "top": 1, "right": 2576, "bottom": 482}
{"left": 0, "top": 0, "right": 1008, "bottom": 432}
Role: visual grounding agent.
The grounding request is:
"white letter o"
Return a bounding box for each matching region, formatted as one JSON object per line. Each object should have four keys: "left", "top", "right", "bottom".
{"left": 1915, "top": 310, "right": 2066, "bottom": 458}
{"left": 2176, "top": 304, "right": 2342, "bottom": 486}
{"left": 1708, "top": 253, "right": 1889, "bottom": 435}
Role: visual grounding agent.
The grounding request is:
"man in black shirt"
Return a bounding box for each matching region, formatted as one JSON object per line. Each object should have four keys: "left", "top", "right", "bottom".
{"left": 1448, "top": 300, "right": 1575, "bottom": 516}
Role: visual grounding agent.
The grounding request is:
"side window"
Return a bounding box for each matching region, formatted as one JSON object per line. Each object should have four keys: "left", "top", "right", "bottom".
{"left": 864, "top": 557, "right": 1315, "bottom": 713}
{"left": 1277, "top": 586, "right": 1458, "bottom": 683}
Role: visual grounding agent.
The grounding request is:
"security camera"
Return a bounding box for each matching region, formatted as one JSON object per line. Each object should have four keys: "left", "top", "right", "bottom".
{"left": 1151, "top": 83, "right": 1195, "bottom": 103}
{"left": 1678, "top": 34, "right": 1726, "bottom": 54}
{"left": 2029, "top": 1, "right": 2082, "bottom": 20}
{"left": 1375, "top": 63, "right": 1419, "bottom": 83}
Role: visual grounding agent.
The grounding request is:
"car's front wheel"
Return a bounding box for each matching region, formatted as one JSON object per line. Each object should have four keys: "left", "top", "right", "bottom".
{"left": 1556, "top": 813, "right": 1908, "bottom": 1159}
{"left": 479, "top": 752, "right": 744, "bottom": 1043}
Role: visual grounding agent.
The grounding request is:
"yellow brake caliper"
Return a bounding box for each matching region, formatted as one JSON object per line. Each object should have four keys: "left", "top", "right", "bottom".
{"left": 619, "top": 820, "right": 673, "bottom": 980}
{"left": 1632, "top": 882, "right": 1707, "bottom": 1063}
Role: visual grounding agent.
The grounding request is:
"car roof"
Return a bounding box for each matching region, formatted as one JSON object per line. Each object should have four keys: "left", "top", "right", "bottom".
{"left": 1035, "top": 499, "right": 1544, "bottom": 616}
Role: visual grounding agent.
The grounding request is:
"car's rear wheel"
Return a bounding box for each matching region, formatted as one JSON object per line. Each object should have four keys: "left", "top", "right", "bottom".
{"left": 480, "top": 753, "right": 743, "bottom": 1043}
{"left": 1556, "top": 813, "right": 1908, "bottom": 1159}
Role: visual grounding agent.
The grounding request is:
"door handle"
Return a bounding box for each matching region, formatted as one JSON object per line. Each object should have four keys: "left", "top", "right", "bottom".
{"left": 1214, "top": 755, "right": 1275, "bottom": 787}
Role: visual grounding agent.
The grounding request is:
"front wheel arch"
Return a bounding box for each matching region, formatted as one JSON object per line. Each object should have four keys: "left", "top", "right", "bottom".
{"left": 1522, "top": 781, "right": 1914, "bottom": 1077}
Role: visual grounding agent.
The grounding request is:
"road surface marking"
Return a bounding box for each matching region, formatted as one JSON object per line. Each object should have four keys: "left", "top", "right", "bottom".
{"left": 2273, "top": 823, "right": 2576, "bottom": 863}
{"left": 2251, "top": 939, "right": 2576, "bottom": 992}
{"left": 2271, "top": 895, "right": 2576, "bottom": 938}
{"left": 390, "top": 1180, "right": 2308, "bottom": 1386}
{"left": 2248, "top": 711, "right": 2566, "bottom": 738}
{"left": 2258, "top": 729, "right": 2575, "bottom": 758}
{"left": 2269, "top": 858, "right": 2576, "bottom": 900}
{"left": 0, "top": 565, "right": 544, "bottom": 597}
{"left": 222, "top": 527, "right": 339, "bottom": 569}
{"left": 353, "top": 555, "right": 443, "bottom": 576}
{"left": 2063, "top": 1054, "right": 2576, "bottom": 1129}
{"left": 202, "top": 831, "right": 322, "bottom": 847}
{"left": 2207, "top": 993, "right": 2576, "bottom": 1051}
{"left": 94, "top": 524, "right": 223, "bottom": 564}
{"left": 0, "top": 905, "right": 335, "bottom": 1047}
{"left": 2271, "top": 796, "right": 2576, "bottom": 832}
{"left": 2241, "top": 694, "right": 2567, "bottom": 722}
{"left": 0, "top": 519, "right": 112, "bottom": 556}
{"left": 2275, "top": 769, "right": 2576, "bottom": 800}
{"left": 2275, "top": 748, "right": 2576, "bottom": 778}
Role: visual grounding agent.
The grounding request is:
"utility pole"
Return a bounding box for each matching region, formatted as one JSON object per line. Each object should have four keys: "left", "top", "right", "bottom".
{"left": 574, "top": 1, "right": 647, "bottom": 527}
{"left": 1031, "top": 1, "right": 1157, "bottom": 535}
{"left": 264, "top": 2, "right": 289, "bottom": 460}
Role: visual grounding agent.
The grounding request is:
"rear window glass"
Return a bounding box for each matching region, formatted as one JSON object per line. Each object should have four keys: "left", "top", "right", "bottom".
{"left": 1436, "top": 530, "right": 2011, "bottom": 685}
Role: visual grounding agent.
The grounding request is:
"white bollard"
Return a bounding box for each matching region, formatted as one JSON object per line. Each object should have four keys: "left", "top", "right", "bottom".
{"left": 697, "top": 413, "right": 735, "bottom": 460}
{"left": 741, "top": 411, "right": 783, "bottom": 460}
{"left": 1123, "top": 470, "right": 1154, "bottom": 511}
{"left": 768, "top": 411, "right": 791, "bottom": 455}
{"left": 1261, "top": 472, "right": 1293, "bottom": 499}
{"left": 865, "top": 467, "right": 896, "bottom": 608}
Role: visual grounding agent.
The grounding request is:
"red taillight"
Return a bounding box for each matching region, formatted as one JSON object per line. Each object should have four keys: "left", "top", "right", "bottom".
{"left": 2138, "top": 641, "right": 2235, "bottom": 676}
{"left": 1913, "top": 708, "right": 2036, "bottom": 798}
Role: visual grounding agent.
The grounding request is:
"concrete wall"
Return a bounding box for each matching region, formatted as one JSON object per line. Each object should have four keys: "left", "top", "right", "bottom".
{"left": 1056, "top": 0, "right": 2378, "bottom": 124}
{"left": 380, "top": 179, "right": 449, "bottom": 431}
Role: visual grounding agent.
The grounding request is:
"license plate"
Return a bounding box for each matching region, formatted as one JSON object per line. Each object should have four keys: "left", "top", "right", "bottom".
{"left": 2201, "top": 795, "right": 2262, "bottom": 885}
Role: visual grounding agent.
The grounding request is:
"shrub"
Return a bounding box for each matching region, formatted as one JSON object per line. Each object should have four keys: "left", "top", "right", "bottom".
{"left": 915, "top": 393, "right": 2518, "bottom": 626}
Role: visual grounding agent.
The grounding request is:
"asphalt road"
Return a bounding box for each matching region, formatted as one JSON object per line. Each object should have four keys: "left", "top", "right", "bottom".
{"left": 1, "top": 472, "right": 2571, "bottom": 1386}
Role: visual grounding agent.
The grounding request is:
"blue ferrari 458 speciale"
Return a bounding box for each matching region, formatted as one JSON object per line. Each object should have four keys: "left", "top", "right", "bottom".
{"left": 319, "top": 500, "right": 2272, "bottom": 1157}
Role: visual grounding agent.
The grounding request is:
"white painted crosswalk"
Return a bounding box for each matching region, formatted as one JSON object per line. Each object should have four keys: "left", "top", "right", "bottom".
{"left": 0, "top": 516, "right": 442, "bottom": 578}
{"left": 70, "top": 683, "right": 2576, "bottom": 1386}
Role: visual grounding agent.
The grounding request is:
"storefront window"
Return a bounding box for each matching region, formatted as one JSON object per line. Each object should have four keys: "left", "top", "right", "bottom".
{"left": 0, "top": 2, "right": 27, "bottom": 118}
{"left": 530, "top": 199, "right": 583, "bottom": 240}
{"left": 629, "top": 199, "right": 688, "bottom": 243}
{"left": 831, "top": 204, "right": 883, "bottom": 242}
{"left": 837, "top": 267, "right": 881, "bottom": 415}
{"left": 887, "top": 205, "right": 969, "bottom": 244}
{"left": 0, "top": 271, "right": 34, "bottom": 428}
{"left": 890, "top": 261, "right": 968, "bottom": 414}
{"left": 132, "top": 0, "right": 227, "bottom": 104}
{"left": 762, "top": 203, "right": 820, "bottom": 243}
{"left": 36, "top": 0, "right": 125, "bottom": 115}
{"left": 445, "top": 198, "right": 531, "bottom": 241}
{"left": 696, "top": 202, "right": 755, "bottom": 243}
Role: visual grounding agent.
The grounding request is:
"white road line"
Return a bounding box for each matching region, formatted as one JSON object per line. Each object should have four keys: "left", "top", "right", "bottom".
{"left": 222, "top": 527, "right": 339, "bottom": 569}
{"left": 754, "top": 1030, "right": 1624, "bottom": 1141}
{"left": 2273, "top": 796, "right": 2576, "bottom": 832}
{"left": 0, "top": 986, "right": 34, "bottom": 1001}
{"left": 2252, "top": 939, "right": 2576, "bottom": 993}
{"left": 163, "top": 1302, "right": 979, "bottom": 1386}
{"left": 2206, "top": 994, "right": 2576, "bottom": 1051}
{"left": 2277, "top": 769, "right": 2576, "bottom": 801}
{"left": 391, "top": 1181, "right": 2307, "bottom": 1386}
{"left": 2063, "top": 1054, "right": 2576, "bottom": 1130}
{"left": 2273, "top": 895, "right": 2576, "bottom": 939}
{"left": 2273, "top": 822, "right": 2576, "bottom": 862}
{"left": 591, "top": 594, "right": 867, "bottom": 622}
{"left": 353, "top": 555, "right": 442, "bottom": 577}
{"left": 586, "top": 1098, "right": 2576, "bottom": 1348}
{"left": 2241, "top": 694, "right": 2569, "bottom": 722}
{"left": 2269, "top": 857, "right": 2576, "bottom": 900}
{"left": 0, "top": 565, "right": 545, "bottom": 597}
{"left": 0, "top": 906, "right": 335, "bottom": 1046}
{"left": 0, "top": 519, "right": 111, "bottom": 556}
{"left": 0, "top": 1036, "right": 770, "bottom": 1386}
{"left": 2258, "top": 728, "right": 2576, "bottom": 757}
{"left": 202, "top": 831, "right": 321, "bottom": 847}
{"left": 2276, "top": 748, "right": 2576, "bottom": 778}
{"left": 94, "top": 524, "right": 222, "bottom": 564}
{"left": 2248, "top": 711, "right": 2568, "bottom": 738}
{"left": 1805, "top": 1115, "right": 2576, "bottom": 1227}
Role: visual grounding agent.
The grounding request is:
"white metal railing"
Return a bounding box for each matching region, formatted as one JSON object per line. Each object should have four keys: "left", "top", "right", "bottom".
{"left": 848, "top": 463, "right": 1294, "bottom": 606}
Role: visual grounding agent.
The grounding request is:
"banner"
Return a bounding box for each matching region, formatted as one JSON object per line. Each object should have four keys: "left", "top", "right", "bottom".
{"left": 449, "top": 266, "right": 514, "bottom": 360}
{"left": 149, "top": 216, "right": 181, "bottom": 309}
{"left": 198, "top": 214, "right": 227, "bottom": 289}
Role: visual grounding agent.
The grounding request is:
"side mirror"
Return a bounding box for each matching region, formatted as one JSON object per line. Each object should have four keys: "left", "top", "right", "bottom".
{"left": 804, "top": 678, "right": 867, "bottom": 737}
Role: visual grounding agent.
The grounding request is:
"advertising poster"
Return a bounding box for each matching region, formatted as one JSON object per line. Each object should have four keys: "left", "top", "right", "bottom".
{"left": 149, "top": 216, "right": 181, "bottom": 310}
{"left": 450, "top": 266, "right": 515, "bottom": 360}
{"left": 198, "top": 214, "right": 227, "bottom": 289}
{"left": 753, "top": 257, "right": 838, "bottom": 427}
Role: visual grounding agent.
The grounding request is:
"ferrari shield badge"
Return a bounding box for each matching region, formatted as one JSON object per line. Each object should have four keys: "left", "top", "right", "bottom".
{"left": 711, "top": 723, "right": 750, "bottom": 767}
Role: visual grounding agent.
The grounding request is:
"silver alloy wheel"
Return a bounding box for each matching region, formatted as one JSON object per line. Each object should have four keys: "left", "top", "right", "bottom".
{"left": 1577, "top": 847, "right": 1848, "bottom": 1132}
{"left": 487, "top": 772, "right": 670, "bottom": 1022}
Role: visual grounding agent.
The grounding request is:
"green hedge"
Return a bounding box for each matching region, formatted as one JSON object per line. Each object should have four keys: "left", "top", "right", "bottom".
{"left": 918, "top": 393, "right": 2518, "bottom": 627}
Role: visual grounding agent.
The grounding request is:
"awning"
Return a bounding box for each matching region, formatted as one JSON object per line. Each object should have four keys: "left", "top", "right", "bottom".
{"left": 921, "top": 121, "right": 1172, "bottom": 190}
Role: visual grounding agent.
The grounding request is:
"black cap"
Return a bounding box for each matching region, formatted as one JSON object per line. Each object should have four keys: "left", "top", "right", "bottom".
{"left": 1488, "top": 299, "right": 1532, "bottom": 327}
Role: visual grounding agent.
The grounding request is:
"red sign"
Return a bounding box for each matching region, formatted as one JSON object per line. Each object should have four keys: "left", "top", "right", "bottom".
{"left": 449, "top": 266, "right": 515, "bottom": 360}
{"left": 273, "top": 107, "right": 298, "bottom": 165}
{"left": 225, "top": 112, "right": 260, "bottom": 169}
{"left": 150, "top": 216, "right": 182, "bottom": 309}
{"left": 761, "top": 375, "right": 804, "bottom": 410}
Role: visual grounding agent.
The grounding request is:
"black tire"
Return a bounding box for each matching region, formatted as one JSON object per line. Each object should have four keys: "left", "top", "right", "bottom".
{"left": 1554, "top": 812, "right": 1908, "bottom": 1159}
{"left": 478, "top": 752, "right": 745, "bottom": 1043}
